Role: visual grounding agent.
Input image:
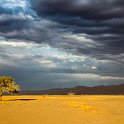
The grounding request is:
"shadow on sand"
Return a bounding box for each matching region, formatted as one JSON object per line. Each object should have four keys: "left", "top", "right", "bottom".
{"left": 2, "top": 99, "right": 36, "bottom": 101}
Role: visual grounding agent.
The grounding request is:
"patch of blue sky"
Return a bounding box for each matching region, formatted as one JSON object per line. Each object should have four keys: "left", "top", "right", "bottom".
{"left": 0, "top": 0, "right": 37, "bottom": 17}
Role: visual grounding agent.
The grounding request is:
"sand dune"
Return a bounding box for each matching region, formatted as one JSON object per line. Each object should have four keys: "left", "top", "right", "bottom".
{"left": 0, "top": 95, "right": 124, "bottom": 124}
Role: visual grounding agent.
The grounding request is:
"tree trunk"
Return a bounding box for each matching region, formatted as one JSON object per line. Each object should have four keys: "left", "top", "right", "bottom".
{"left": 0, "top": 90, "right": 2, "bottom": 101}
{"left": 0, "top": 96, "right": 2, "bottom": 101}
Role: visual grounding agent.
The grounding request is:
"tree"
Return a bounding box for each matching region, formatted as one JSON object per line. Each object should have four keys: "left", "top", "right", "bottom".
{"left": 0, "top": 76, "right": 20, "bottom": 101}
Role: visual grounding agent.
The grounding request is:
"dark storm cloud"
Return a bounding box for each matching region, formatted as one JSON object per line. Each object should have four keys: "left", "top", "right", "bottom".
{"left": 31, "top": 0, "right": 124, "bottom": 20}
{"left": 0, "top": 15, "right": 29, "bottom": 33}
{"left": 0, "top": 0, "right": 124, "bottom": 57}
{"left": 0, "top": 0, "right": 124, "bottom": 89}
{"left": 0, "top": 0, "right": 123, "bottom": 63}
{"left": 30, "top": 0, "right": 124, "bottom": 56}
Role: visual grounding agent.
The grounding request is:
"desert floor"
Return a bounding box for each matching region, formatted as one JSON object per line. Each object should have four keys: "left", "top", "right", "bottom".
{"left": 0, "top": 95, "right": 124, "bottom": 124}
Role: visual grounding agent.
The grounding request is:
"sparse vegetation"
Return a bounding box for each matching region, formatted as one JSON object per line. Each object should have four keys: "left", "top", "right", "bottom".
{"left": 0, "top": 76, "right": 20, "bottom": 100}
{"left": 68, "top": 92, "right": 76, "bottom": 96}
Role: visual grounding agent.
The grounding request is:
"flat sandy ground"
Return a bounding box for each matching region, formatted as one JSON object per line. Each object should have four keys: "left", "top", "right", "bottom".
{"left": 0, "top": 95, "right": 124, "bottom": 124}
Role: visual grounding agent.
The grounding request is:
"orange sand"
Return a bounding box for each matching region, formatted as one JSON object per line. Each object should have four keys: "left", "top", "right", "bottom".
{"left": 0, "top": 95, "right": 124, "bottom": 124}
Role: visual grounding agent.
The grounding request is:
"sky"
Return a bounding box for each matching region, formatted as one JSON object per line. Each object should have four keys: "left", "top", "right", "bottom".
{"left": 0, "top": 0, "right": 124, "bottom": 90}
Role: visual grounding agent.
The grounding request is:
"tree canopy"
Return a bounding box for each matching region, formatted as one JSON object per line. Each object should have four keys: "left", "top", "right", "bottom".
{"left": 0, "top": 76, "right": 20, "bottom": 99}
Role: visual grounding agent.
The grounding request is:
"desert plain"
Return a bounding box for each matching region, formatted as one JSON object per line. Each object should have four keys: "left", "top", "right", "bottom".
{"left": 0, "top": 95, "right": 124, "bottom": 124}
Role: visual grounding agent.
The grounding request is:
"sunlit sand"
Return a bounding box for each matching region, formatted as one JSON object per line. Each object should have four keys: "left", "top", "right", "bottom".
{"left": 0, "top": 95, "right": 124, "bottom": 124}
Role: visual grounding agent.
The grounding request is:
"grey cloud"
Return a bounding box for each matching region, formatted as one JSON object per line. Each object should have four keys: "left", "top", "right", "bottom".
{"left": 31, "top": 0, "right": 124, "bottom": 19}
{"left": 30, "top": 0, "right": 124, "bottom": 56}
{"left": 0, "top": 41, "right": 123, "bottom": 78}
{"left": 0, "top": 0, "right": 124, "bottom": 89}
{"left": 1, "top": 0, "right": 123, "bottom": 57}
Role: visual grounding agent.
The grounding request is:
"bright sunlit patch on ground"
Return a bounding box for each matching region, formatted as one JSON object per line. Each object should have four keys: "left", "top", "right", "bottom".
{"left": 65, "top": 101, "right": 96, "bottom": 112}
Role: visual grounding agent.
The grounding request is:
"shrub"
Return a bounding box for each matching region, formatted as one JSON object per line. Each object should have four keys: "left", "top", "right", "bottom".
{"left": 68, "top": 92, "right": 76, "bottom": 96}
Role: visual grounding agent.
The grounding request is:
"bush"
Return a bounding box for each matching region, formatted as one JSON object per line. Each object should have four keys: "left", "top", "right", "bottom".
{"left": 68, "top": 92, "right": 76, "bottom": 96}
